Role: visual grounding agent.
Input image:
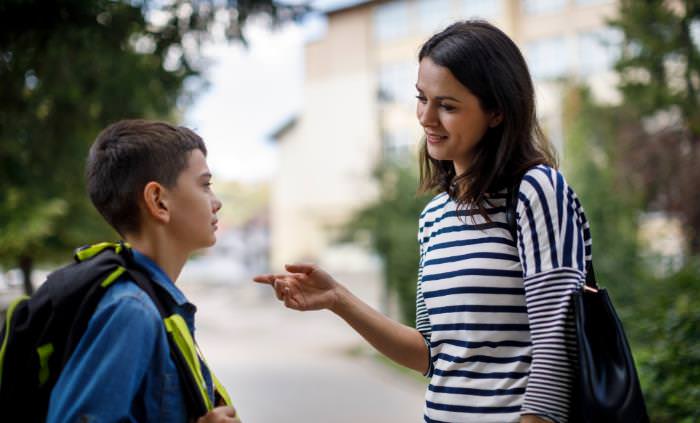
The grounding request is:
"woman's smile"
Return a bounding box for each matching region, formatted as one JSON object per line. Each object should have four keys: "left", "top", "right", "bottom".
{"left": 425, "top": 132, "right": 448, "bottom": 144}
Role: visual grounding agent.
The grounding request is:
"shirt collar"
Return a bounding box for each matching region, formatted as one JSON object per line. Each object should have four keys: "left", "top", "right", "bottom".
{"left": 131, "top": 248, "right": 192, "bottom": 309}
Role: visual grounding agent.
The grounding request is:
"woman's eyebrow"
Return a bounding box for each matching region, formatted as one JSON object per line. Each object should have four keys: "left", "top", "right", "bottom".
{"left": 415, "top": 85, "right": 461, "bottom": 102}
{"left": 435, "top": 95, "right": 461, "bottom": 103}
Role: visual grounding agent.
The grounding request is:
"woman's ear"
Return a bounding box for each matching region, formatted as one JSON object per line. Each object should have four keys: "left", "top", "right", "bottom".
{"left": 489, "top": 111, "right": 504, "bottom": 128}
{"left": 142, "top": 181, "right": 170, "bottom": 224}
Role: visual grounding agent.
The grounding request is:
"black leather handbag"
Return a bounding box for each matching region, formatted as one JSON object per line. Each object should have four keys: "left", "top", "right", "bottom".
{"left": 506, "top": 180, "right": 649, "bottom": 422}
{"left": 571, "top": 262, "right": 650, "bottom": 423}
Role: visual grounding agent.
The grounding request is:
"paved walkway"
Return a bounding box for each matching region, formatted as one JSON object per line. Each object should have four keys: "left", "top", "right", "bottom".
{"left": 181, "top": 274, "right": 427, "bottom": 423}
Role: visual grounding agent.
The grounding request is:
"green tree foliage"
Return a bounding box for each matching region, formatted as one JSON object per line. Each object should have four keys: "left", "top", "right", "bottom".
{"left": 610, "top": 0, "right": 700, "bottom": 253}
{"left": 563, "top": 84, "right": 700, "bottom": 421}
{"left": 561, "top": 87, "right": 643, "bottom": 307}
{"left": 613, "top": 0, "right": 700, "bottom": 127}
{"left": 343, "top": 161, "right": 432, "bottom": 325}
{"left": 0, "top": 0, "right": 304, "bottom": 293}
{"left": 603, "top": 4, "right": 700, "bottom": 415}
{"left": 637, "top": 260, "right": 700, "bottom": 423}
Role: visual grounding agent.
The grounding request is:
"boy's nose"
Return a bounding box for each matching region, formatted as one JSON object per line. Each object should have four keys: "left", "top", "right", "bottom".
{"left": 213, "top": 197, "right": 222, "bottom": 213}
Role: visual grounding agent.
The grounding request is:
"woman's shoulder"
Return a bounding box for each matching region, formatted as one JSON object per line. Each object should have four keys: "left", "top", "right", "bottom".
{"left": 518, "top": 164, "right": 572, "bottom": 199}
{"left": 516, "top": 165, "right": 588, "bottom": 224}
{"left": 419, "top": 191, "right": 451, "bottom": 219}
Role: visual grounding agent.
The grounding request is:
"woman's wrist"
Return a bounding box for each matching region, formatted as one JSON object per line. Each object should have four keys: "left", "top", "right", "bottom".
{"left": 328, "top": 282, "right": 350, "bottom": 314}
{"left": 520, "top": 414, "right": 554, "bottom": 423}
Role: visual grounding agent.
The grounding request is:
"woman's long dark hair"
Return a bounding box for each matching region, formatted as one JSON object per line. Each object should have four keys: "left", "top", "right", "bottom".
{"left": 418, "top": 20, "right": 557, "bottom": 219}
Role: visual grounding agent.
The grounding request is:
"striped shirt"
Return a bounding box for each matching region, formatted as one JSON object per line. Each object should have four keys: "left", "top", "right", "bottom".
{"left": 416, "top": 165, "right": 592, "bottom": 423}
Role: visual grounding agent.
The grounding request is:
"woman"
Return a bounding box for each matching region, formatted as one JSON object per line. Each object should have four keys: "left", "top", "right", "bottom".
{"left": 255, "top": 21, "right": 591, "bottom": 423}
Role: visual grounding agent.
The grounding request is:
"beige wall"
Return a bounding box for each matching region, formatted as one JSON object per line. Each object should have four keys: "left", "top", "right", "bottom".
{"left": 271, "top": 6, "right": 380, "bottom": 269}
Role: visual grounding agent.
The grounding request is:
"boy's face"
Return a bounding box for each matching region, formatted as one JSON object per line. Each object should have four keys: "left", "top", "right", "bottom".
{"left": 167, "top": 149, "right": 222, "bottom": 251}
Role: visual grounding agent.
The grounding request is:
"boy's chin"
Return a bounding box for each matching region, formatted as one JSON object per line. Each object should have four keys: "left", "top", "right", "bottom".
{"left": 190, "top": 236, "right": 217, "bottom": 252}
{"left": 189, "top": 240, "right": 216, "bottom": 256}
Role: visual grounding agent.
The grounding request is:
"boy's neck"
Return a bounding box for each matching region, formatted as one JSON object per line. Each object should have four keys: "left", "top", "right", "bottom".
{"left": 124, "top": 232, "right": 189, "bottom": 283}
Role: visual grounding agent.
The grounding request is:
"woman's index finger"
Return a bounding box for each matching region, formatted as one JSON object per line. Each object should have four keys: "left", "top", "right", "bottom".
{"left": 252, "top": 274, "right": 276, "bottom": 284}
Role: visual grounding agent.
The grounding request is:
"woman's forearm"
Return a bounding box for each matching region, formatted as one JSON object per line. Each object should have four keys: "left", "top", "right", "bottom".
{"left": 256, "top": 265, "right": 430, "bottom": 374}
{"left": 330, "top": 283, "right": 429, "bottom": 374}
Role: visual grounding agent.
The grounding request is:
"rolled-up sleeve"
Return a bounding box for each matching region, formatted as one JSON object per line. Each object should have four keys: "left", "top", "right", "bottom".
{"left": 515, "top": 167, "right": 590, "bottom": 423}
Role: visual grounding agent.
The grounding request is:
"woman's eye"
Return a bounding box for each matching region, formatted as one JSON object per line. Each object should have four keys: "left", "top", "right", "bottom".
{"left": 440, "top": 103, "right": 455, "bottom": 111}
{"left": 415, "top": 95, "right": 427, "bottom": 103}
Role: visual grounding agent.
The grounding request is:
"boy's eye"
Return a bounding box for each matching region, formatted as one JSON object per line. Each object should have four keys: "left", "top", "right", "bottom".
{"left": 415, "top": 95, "right": 427, "bottom": 103}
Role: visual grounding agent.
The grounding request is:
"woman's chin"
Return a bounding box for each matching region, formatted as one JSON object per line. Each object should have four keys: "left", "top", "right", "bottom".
{"left": 427, "top": 147, "right": 450, "bottom": 162}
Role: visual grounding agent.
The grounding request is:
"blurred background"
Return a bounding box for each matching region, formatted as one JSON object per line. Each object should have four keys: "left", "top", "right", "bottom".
{"left": 1, "top": 0, "right": 699, "bottom": 422}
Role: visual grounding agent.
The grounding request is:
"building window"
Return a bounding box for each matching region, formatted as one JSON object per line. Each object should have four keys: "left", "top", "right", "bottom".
{"left": 420, "top": 0, "right": 453, "bottom": 34}
{"left": 522, "top": 0, "right": 566, "bottom": 15}
{"left": 577, "top": 28, "right": 622, "bottom": 75}
{"left": 378, "top": 61, "right": 418, "bottom": 105}
{"left": 462, "top": 0, "right": 501, "bottom": 20}
{"left": 526, "top": 36, "right": 570, "bottom": 80}
{"left": 374, "top": 0, "right": 410, "bottom": 41}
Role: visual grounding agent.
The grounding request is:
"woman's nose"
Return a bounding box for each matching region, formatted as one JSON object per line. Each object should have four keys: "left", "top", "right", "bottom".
{"left": 418, "top": 103, "right": 437, "bottom": 128}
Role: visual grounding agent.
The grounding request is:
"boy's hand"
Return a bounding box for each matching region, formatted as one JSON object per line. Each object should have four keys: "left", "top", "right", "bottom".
{"left": 253, "top": 264, "right": 342, "bottom": 312}
{"left": 196, "top": 406, "right": 240, "bottom": 423}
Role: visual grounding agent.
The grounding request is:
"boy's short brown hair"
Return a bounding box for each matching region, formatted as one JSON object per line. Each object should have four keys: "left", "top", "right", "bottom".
{"left": 86, "top": 119, "right": 207, "bottom": 236}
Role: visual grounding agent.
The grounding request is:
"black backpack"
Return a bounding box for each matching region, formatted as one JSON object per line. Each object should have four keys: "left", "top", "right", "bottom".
{"left": 0, "top": 242, "right": 231, "bottom": 422}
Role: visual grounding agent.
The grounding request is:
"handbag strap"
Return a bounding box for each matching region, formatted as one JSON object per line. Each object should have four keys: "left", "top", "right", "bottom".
{"left": 585, "top": 260, "right": 599, "bottom": 289}
{"left": 507, "top": 178, "right": 600, "bottom": 291}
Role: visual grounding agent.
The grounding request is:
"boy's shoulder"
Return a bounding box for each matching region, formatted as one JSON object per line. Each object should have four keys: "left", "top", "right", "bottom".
{"left": 69, "top": 277, "right": 172, "bottom": 382}
{"left": 86, "top": 277, "right": 167, "bottom": 346}
{"left": 97, "top": 278, "right": 163, "bottom": 319}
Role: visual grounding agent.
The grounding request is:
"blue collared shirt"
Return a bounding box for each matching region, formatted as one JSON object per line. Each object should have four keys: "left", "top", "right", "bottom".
{"left": 47, "top": 250, "right": 214, "bottom": 423}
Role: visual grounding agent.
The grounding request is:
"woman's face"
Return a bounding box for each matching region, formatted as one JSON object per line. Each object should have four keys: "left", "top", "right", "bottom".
{"left": 416, "top": 57, "right": 501, "bottom": 176}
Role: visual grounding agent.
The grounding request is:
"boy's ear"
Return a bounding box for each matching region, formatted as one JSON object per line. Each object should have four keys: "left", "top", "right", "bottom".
{"left": 142, "top": 181, "right": 170, "bottom": 224}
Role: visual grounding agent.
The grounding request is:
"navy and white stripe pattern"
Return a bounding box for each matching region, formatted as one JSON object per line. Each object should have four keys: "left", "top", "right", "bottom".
{"left": 415, "top": 165, "right": 591, "bottom": 423}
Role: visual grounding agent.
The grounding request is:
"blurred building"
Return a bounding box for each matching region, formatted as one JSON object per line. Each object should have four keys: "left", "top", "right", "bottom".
{"left": 270, "top": 0, "right": 620, "bottom": 270}
{"left": 179, "top": 181, "right": 270, "bottom": 284}
{"left": 179, "top": 213, "right": 270, "bottom": 285}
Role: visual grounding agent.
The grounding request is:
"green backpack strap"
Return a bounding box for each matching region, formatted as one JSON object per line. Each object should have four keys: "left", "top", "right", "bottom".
{"left": 122, "top": 259, "right": 235, "bottom": 418}
{"left": 212, "top": 371, "right": 234, "bottom": 408}
{"left": 163, "top": 315, "right": 214, "bottom": 411}
{"left": 194, "top": 341, "right": 234, "bottom": 409}
{"left": 74, "top": 241, "right": 131, "bottom": 262}
{"left": 0, "top": 295, "right": 30, "bottom": 390}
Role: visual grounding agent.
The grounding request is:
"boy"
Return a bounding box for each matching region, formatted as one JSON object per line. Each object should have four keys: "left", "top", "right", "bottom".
{"left": 47, "top": 119, "right": 239, "bottom": 423}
